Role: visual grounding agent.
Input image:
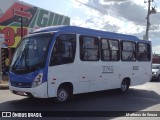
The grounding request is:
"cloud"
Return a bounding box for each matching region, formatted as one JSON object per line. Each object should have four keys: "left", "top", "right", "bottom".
{"left": 101, "top": 0, "right": 128, "bottom": 2}
{"left": 150, "top": 12, "right": 160, "bottom": 25}
{"left": 102, "top": 24, "right": 120, "bottom": 32}
{"left": 71, "top": 2, "right": 145, "bottom": 34}
{"left": 70, "top": 0, "right": 160, "bottom": 47}
{"left": 72, "top": 0, "right": 147, "bottom": 29}
{"left": 107, "top": 1, "right": 147, "bottom": 26}
{"left": 71, "top": 17, "right": 84, "bottom": 26}
{"left": 88, "top": 0, "right": 148, "bottom": 26}
{"left": 99, "top": 0, "right": 130, "bottom": 5}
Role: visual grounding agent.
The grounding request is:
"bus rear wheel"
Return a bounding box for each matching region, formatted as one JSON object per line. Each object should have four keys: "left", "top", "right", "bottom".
{"left": 120, "top": 79, "right": 129, "bottom": 93}
{"left": 57, "top": 86, "right": 71, "bottom": 102}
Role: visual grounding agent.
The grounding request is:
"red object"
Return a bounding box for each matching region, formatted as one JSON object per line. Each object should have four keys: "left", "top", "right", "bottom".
{"left": 0, "top": 2, "right": 31, "bottom": 23}
{"left": 14, "top": 10, "right": 32, "bottom": 19}
{"left": 152, "top": 56, "right": 160, "bottom": 64}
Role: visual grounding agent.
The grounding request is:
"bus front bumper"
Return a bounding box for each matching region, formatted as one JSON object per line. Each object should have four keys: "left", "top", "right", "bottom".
{"left": 9, "top": 82, "right": 48, "bottom": 98}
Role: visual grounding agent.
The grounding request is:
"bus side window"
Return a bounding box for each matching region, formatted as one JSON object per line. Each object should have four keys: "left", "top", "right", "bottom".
{"left": 49, "top": 34, "right": 76, "bottom": 66}
{"left": 138, "top": 43, "right": 150, "bottom": 61}
{"left": 101, "top": 38, "right": 119, "bottom": 61}
{"left": 80, "top": 36, "right": 99, "bottom": 61}
{"left": 101, "top": 38, "right": 109, "bottom": 61}
{"left": 109, "top": 39, "right": 119, "bottom": 61}
{"left": 121, "top": 41, "right": 136, "bottom": 61}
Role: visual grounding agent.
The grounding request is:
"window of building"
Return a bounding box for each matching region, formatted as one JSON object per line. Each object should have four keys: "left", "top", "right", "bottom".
{"left": 80, "top": 36, "right": 99, "bottom": 61}
{"left": 138, "top": 43, "right": 150, "bottom": 61}
{"left": 101, "top": 38, "right": 119, "bottom": 61}
{"left": 49, "top": 34, "right": 76, "bottom": 66}
{"left": 121, "top": 41, "right": 136, "bottom": 61}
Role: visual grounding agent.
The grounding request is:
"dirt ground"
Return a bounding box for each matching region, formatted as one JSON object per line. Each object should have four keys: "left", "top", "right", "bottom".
{"left": 0, "top": 75, "right": 9, "bottom": 84}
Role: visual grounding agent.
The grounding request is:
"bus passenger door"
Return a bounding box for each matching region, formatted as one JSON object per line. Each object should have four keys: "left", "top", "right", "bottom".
{"left": 89, "top": 64, "right": 107, "bottom": 92}
{"left": 101, "top": 64, "right": 119, "bottom": 89}
{"left": 76, "top": 62, "right": 91, "bottom": 93}
{"left": 47, "top": 33, "right": 76, "bottom": 97}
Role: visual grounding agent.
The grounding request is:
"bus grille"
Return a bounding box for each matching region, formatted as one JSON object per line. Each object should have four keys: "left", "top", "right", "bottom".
{"left": 11, "top": 81, "right": 32, "bottom": 88}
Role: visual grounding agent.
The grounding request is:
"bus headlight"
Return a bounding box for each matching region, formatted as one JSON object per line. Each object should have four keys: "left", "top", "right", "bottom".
{"left": 32, "top": 73, "right": 43, "bottom": 88}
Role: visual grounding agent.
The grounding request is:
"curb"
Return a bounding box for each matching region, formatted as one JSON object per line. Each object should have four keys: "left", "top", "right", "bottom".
{"left": 0, "top": 84, "right": 9, "bottom": 90}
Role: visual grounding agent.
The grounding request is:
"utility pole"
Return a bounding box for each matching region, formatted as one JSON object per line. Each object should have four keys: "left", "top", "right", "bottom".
{"left": 144, "top": 0, "right": 156, "bottom": 40}
{"left": 21, "top": 7, "right": 23, "bottom": 39}
{"left": 145, "top": 0, "right": 151, "bottom": 40}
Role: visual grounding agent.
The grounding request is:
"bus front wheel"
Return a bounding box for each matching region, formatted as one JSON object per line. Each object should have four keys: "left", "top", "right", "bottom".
{"left": 120, "top": 79, "right": 130, "bottom": 93}
{"left": 57, "top": 86, "right": 71, "bottom": 102}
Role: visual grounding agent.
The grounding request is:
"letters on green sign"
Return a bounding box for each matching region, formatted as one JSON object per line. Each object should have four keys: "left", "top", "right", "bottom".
{"left": 30, "top": 8, "right": 70, "bottom": 28}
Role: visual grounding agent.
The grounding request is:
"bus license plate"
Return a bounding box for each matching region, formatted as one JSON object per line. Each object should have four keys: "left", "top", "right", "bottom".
{"left": 16, "top": 91, "right": 25, "bottom": 96}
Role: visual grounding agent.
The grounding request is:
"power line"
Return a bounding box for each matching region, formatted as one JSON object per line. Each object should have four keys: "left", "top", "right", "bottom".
{"left": 125, "top": 21, "right": 146, "bottom": 33}
{"left": 76, "top": 0, "right": 158, "bottom": 38}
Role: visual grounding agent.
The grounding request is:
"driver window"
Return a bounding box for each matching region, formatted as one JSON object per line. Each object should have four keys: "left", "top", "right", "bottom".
{"left": 50, "top": 34, "right": 76, "bottom": 66}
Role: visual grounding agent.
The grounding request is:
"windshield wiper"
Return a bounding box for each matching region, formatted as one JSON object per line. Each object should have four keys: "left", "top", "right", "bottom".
{"left": 12, "top": 44, "right": 29, "bottom": 69}
{"left": 12, "top": 51, "right": 23, "bottom": 69}
{"left": 24, "top": 44, "right": 29, "bottom": 70}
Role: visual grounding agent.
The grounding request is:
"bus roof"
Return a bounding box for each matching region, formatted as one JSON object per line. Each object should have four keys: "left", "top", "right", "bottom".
{"left": 32, "top": 25, "right": 151, "bottom": 43}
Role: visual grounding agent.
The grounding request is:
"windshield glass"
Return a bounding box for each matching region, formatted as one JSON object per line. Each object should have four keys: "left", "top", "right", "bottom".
{"left": 10, "top": 33, "right": 52, "bottom": 74}
{"left": 152, "top": 65, "right": 160, "bottom": 69}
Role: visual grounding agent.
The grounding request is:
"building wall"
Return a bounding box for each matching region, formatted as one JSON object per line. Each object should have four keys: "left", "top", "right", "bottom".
{"left": 0, "top": 0, "right": 70, "bottom": 74}
{"left": 152, "top": 55, "right": 160, "bottom": 64}
{"left": 0, "top": 1, "right": 70, "bottom": 48}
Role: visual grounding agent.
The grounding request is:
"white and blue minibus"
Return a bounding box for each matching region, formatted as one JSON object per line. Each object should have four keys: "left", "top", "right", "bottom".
{"left": 9, "top": 26, "right": 152, "bottom": 102}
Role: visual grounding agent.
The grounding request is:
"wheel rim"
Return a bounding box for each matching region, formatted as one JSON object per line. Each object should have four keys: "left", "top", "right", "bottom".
{"left": 121, "top": 81, "right": 127, "bottom": 92}
{"left": 57, "top": 88, "right": 68, "bottom": 102}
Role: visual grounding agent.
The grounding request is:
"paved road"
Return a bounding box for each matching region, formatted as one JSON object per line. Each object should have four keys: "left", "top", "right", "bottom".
{"left": 0, "top": 81, "right": 160, "bottom": 120}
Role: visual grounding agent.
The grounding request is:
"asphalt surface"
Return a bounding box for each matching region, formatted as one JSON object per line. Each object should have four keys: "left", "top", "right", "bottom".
{"left": 0, "top": 80, "right": 160, "bottom": 120}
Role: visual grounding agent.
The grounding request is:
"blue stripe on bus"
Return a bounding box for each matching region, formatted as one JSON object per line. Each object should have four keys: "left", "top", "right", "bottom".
{"left": 32, "top": 25, "right": 151, "bottom": 43}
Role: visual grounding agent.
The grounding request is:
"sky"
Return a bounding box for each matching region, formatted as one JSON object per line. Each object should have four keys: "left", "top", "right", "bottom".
{"left": 21, "top": 0, "right": 160, "bottom": 54}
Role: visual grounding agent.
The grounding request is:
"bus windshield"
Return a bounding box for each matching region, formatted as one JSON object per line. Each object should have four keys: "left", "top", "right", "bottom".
{"left": 10, "top": 33, "right": 52, "bottom": 74}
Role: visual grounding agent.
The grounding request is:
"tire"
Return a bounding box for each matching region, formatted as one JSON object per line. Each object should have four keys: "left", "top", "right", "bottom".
{"left": 120, "top": 80, "right": 129, "bottom": 93}
{"left": 57, "top": 86, "right": 71, "bottom": 102}
{"left": 26, "top": 93, "right": 34, "bottom": 98}
{"left": 157, "top": 75, "right": 160, "bottom": 81}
